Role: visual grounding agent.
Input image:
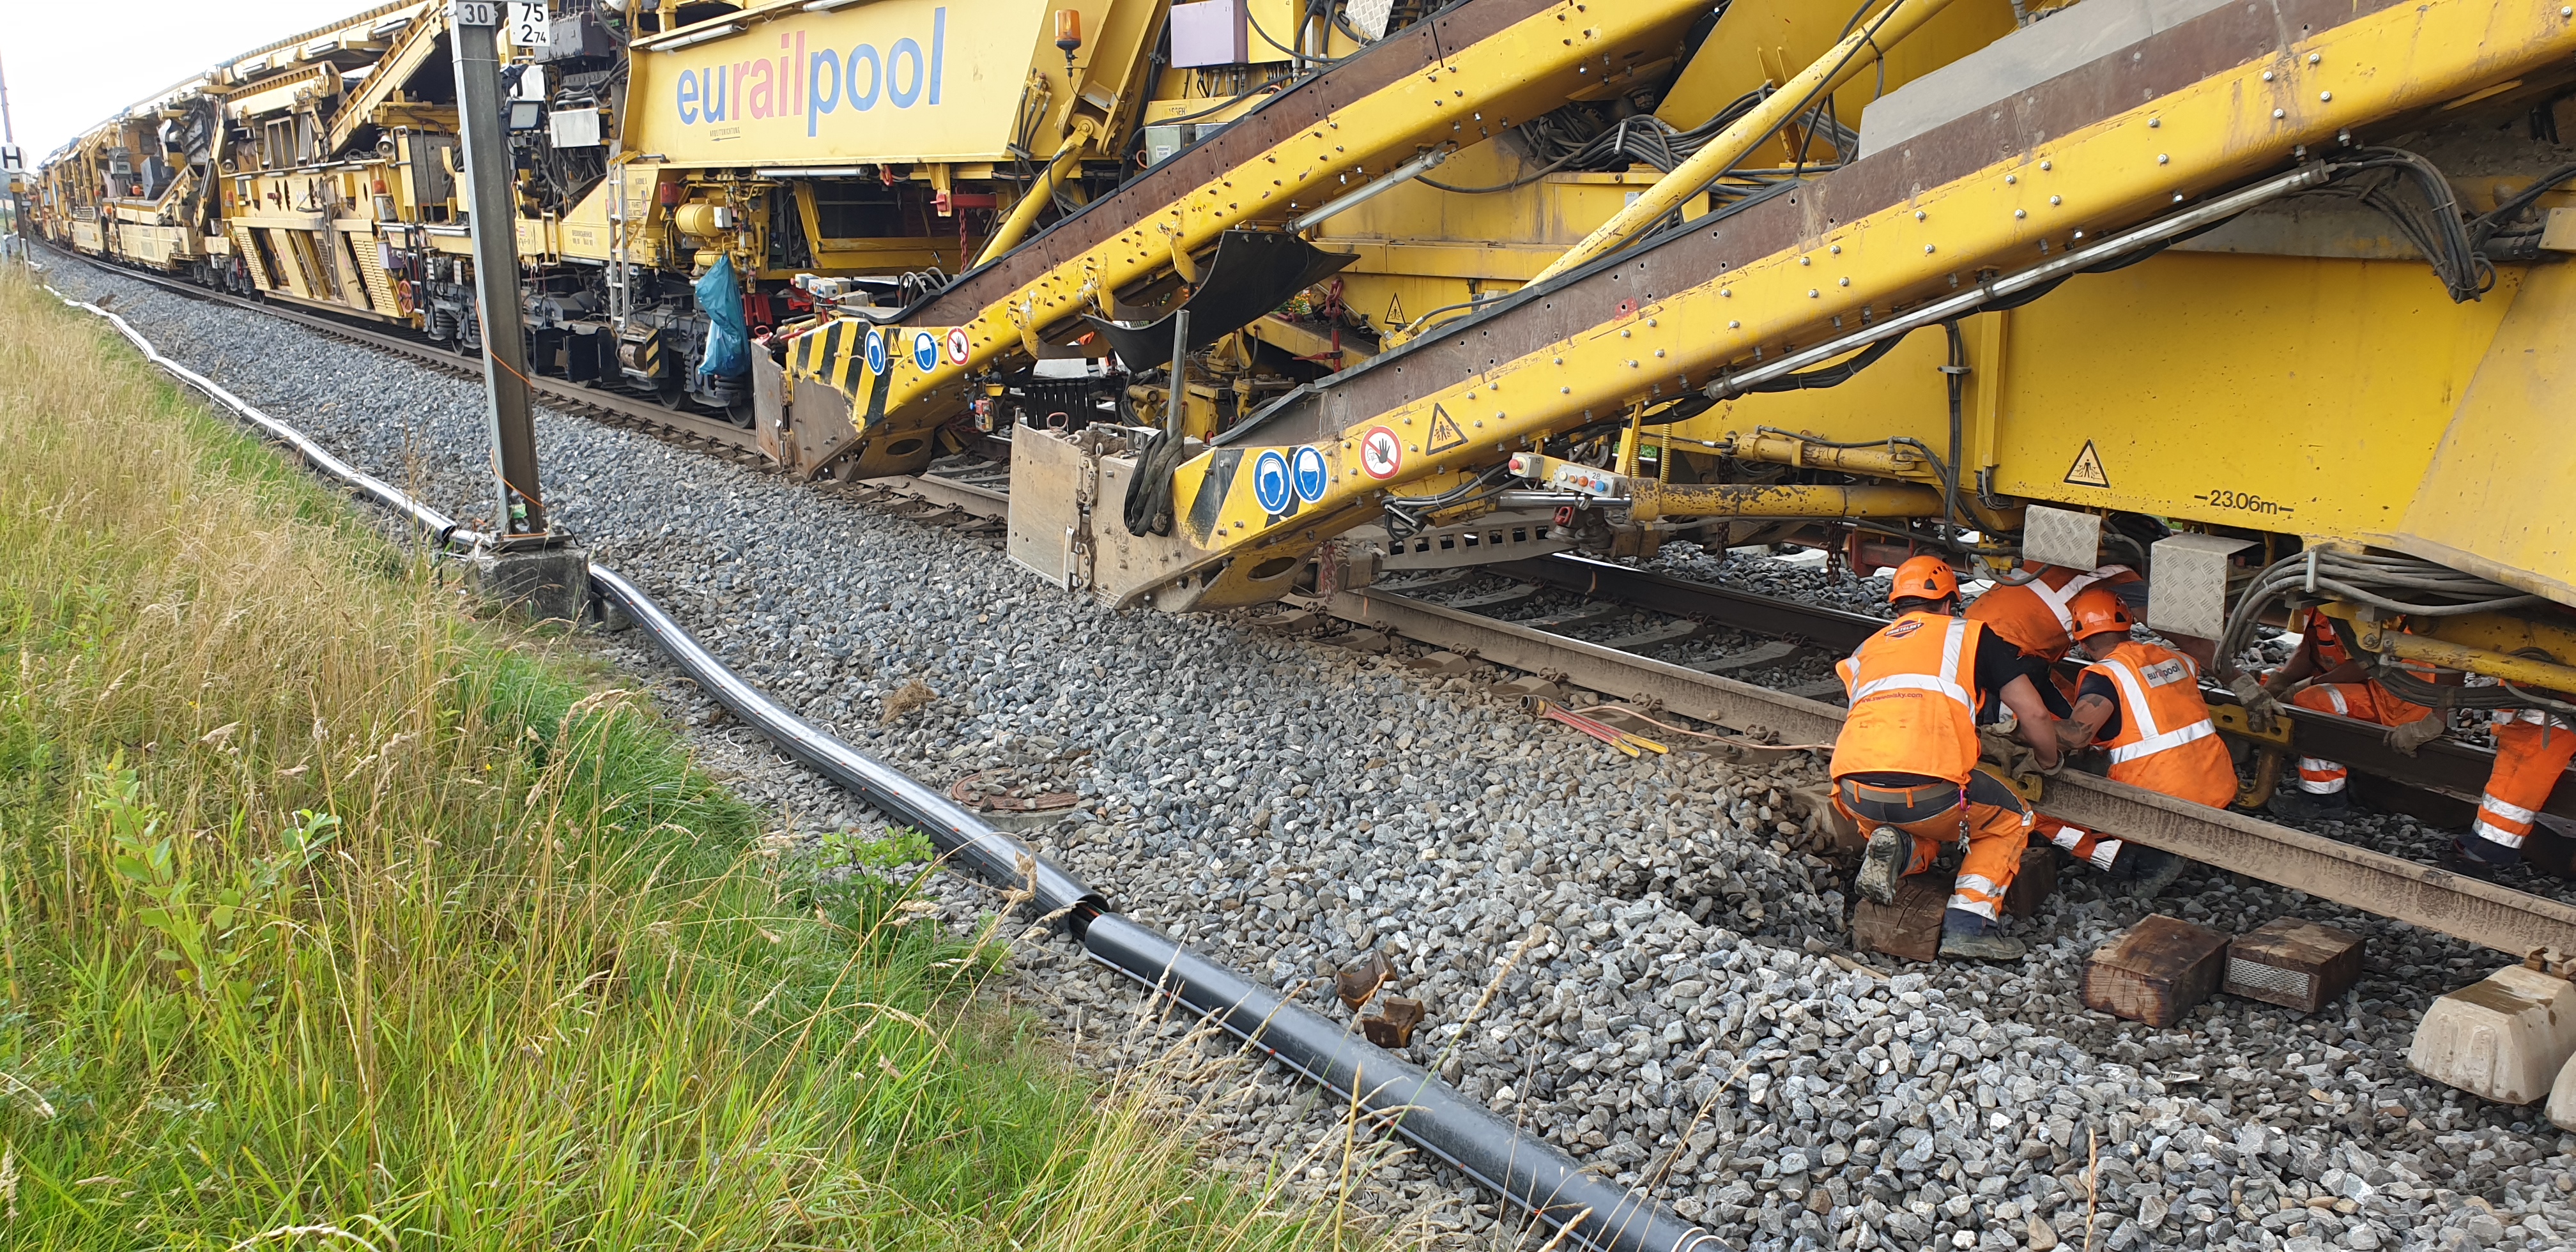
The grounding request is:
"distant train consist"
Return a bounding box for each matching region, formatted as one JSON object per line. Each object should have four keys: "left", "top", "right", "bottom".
{"left": 34, "top": 0, "right": 1205, "bottom": 418}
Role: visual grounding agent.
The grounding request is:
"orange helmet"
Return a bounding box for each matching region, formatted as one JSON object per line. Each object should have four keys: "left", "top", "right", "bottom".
{"left": 1887, "top": 555, "right": 1960, "bottom": 605}
{"left": 2069, "top": 586, "right": 2134, "bottom": 641}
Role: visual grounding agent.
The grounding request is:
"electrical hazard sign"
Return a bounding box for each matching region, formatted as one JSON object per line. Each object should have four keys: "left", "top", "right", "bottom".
{"left": 1425, "top": 404, "right": 1469, "bottom": 454}
{"left": 2064, "top": 440, "right": 2111, "bottom": 489}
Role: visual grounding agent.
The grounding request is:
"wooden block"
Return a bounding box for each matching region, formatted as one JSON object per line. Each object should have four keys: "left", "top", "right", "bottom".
{"left": 2083, "top": 915, "right": 2232, "bottom": 1027}
{"left": 2225, "top": 918, "right": 2364, "bottom": 1014}
{"left": 2004, "top": 845, "right": 2057, "bottom": 919}
{"left": 1852, "top": 878, "right": 1949, "bottom": 963}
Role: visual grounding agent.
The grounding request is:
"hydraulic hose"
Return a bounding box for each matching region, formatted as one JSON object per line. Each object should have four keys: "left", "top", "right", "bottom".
{"left": 53, "top": 270, "right": 1715, "bottom": 1252}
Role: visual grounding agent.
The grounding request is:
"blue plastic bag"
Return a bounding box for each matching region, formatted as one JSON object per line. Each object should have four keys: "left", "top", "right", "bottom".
{"left": 694, "top": 255, "right": 749, "bottom": 383}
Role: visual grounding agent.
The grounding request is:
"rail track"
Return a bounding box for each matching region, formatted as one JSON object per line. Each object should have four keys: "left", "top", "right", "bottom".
{"left": 56, "top": 245, "right": 2576, "bottom": 960}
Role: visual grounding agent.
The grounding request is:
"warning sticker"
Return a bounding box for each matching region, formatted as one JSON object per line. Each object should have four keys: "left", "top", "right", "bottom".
{"left": 1425, "top": 404, "right": 1469, "bottom": 454}
{"left": 945, "top": 326, "right": 971, "bottom": 365}
{"left": 1359, "top": 427, "right": 1404, "bottom": 480}
{"left": 2064, "top": 439, "right": 2111, "bottom": 489}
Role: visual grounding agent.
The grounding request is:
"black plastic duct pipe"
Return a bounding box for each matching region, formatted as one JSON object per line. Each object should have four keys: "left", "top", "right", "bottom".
{"left": 59, "top": 293, "right": 491, "bottom": 549}
{"left": 58, "top": 277, "right": 1716, "bottom": 1252}
{"left": 1085, "top": 913, "right": 1717, "bottom": 1252}
{"left": 588, "top": 563, "right": 1110, "bottom": 932}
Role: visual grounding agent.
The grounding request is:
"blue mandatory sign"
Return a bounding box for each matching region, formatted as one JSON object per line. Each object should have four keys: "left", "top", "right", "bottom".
{"left": 863, "top": 328, "right": 889, "bottom": 376}
{"left": 1290, "top": 445, "right": 1329, "bottom": 503}
{"left": 910, "top": 330, "right": 940, "bottom": 372}
{"left": 1252, "top": 449, "right": 1294, "bottom": 514}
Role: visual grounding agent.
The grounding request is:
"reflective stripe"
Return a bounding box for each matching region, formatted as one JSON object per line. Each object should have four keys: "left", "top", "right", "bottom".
{"left": 2492, "top": 707, "right": 2573, "bottom": 731}
{"left": 2050, "top": 826, "right": 2087, "bottom": 851}
{"left": 1954, "top": 874, "right": 1999, "bottom": 897}
{"left": 2320, "top": 686, "right": 2350, "bottom": 715}
{"left": 1848, "top": 618, "right": 1975, "bottom": 712}
{"left": 2481, "top": 793, "right": 2540, "bottom": 825}
{"left": 2090, "top": 839, "right": 2124, "bottom": 869}
{"left": 1850, "top": 672, "right": 1975, "bottom": 708}
{"left": 2029, "top": 571, "right": 2104, "bottom": 634}
{"left": 2473, "top": 820, "right": 2529, "bottom": 848}
{"left": 2096, "top": 659, "right": 2168, "bottom": 742}
{"left": 1946, "top": 894, "right": 1998, "bottom": 920}
{"left": 2295, "top": 760, "right": 2346, "bottom": 795}
{"left": 2106, "top": 718, "right": 2217, "bottom": 765}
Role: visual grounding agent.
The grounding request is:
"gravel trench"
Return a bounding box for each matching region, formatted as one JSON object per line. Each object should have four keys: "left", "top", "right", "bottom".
{"left": 49, "top": 259, "right": 2576, "bottom": 1252}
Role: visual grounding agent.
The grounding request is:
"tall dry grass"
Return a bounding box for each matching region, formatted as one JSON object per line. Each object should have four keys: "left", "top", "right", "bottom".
{"left": 0, "top": 273, "right": 1427, "bottom": 1251}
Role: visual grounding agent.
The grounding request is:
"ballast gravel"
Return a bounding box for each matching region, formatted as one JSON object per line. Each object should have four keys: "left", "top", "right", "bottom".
{"left": 54, "top": 260, "right": 2576, "bottom": 1252}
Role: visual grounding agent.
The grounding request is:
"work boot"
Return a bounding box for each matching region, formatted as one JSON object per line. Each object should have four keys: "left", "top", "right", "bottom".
{"left": 1938, "top": 909, "right": 2025, "bottom": 961}
{"left": 2115, "top": 846, "right": 2188, "bottom": 900}
{"left": 2439, "top": 834, "right": 2520, "bottom": 881}
{"left": 2266, "top": 786, "right": 2352, "bottom": 823}
{"left": 1855, "top": 827, "right": 1910, "bottom": 906}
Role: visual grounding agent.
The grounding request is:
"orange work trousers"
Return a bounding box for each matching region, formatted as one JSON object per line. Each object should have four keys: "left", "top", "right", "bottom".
{"left": 2030, "top": 814, "right": 2123, "bottom": 870}
{"left": 2287, "top": 682, "right": 2430, "bottom": 795}
{"left": 1833, "top": 768, "right": 2035, "bottom": 922}
{"left": 2471, "top": 714, "right": 2576, "bottom": 852}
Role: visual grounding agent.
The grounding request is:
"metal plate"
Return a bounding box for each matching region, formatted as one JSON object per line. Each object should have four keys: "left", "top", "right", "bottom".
{"left": 2147, "top": 531, "right": 2253, "bottom": 639}
{"left": 2021, "top": 504, "right": 2104, "bottom": 571}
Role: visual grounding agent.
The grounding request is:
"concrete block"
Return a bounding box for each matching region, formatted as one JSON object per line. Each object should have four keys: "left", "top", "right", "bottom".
{"left": 2409, "top": 964, "right": 2576, "bottom": 1105}
{"left": 469, "top": 544, "right": 590, "bottom": 623}
{"left": 2225, "top": 918, "right": 2364, "bottom": 1014}
{"left": 2083, "top": 915, "right": 2230, "bottom": 1028}
{"left": 2551, "top": 1049, "right": 2576, "bottom": 1131}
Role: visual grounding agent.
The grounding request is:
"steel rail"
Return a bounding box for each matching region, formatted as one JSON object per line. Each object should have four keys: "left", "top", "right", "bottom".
{"left": 1327, "top": 587, "right": 2576, "bottom": 958}
{"left": 1491, "top": 553, "right": 2576, "bottom": 823}
{"left": 59, "top": 245, "right": 2576, "bottom": 954}
{"left": 41, "top": 245, "right": 767, "bottom": 458}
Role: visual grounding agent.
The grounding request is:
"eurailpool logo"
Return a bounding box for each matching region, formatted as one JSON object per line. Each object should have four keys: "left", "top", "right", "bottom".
{"left": 672, "top": 8, "right": 947, "bottom": 138}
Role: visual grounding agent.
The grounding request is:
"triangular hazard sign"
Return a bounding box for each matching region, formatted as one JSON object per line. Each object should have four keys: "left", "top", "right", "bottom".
{"left": 2064, "top": 440, "right": 2110, "bottom": 489}
{"left": 1425, "top": 404, "right": 1469, "bottom": 454}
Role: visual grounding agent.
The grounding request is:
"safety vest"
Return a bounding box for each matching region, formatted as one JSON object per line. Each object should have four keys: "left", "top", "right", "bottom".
{"left": 2290, "top": 607, "right": 2354, "bottom": 669}
{"left": 1832, "top": 612, "right": 1988, "bottom": 784}
{"left": 1966, "top": 564, "right": 2136, "bottom": 660}
{"left": 2084, "top": 640, "right": 2237, "bottom": 807}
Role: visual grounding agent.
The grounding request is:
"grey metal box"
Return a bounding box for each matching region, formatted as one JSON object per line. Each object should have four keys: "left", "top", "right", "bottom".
{"left": 2147, "top": 531, "right": 2255, "bottom": 639}
{"left": 2021, "top": 503, "right": 2103, "bottom": 570}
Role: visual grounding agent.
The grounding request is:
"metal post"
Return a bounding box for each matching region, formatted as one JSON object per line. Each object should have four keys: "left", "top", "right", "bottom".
{"left": 0, "top": 51, "right": 24, "bottom": 269}
{"left": 448, "top": 0, "right": 548, "bottom": 543}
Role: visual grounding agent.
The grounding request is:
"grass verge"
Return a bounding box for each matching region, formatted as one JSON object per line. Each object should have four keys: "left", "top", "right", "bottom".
{"left": 0, "top": 273, "right": 1409, "bottom": 1251}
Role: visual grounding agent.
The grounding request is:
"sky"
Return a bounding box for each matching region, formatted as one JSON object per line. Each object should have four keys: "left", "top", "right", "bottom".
{"left": 3, "top": 0, "right": 376, "bottom": 161}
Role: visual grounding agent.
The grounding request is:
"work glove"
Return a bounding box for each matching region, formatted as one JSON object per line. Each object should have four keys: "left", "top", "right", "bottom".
{"left": 1978, "top": 728, "right": 2039, "bottom": 780}
{"left": 2230, "top": 673, "right": 2285, "bottom": 735}
{"left": 2386, "top": 714, "right": 2448, "bottom": 756}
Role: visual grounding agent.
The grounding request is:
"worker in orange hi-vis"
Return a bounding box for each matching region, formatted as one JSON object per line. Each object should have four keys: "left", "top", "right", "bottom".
{"left": 2027, "top": 588, "right": 2235, "bottom": 899}
{"left": 2451, "top": 706, "right": 2576, "bottom": 876}
{"left": 1832, "top": 556, "right": 2063, "bottom": 961}
{"left": 2251, "top": 606, "right": 2439, "bottom": 821}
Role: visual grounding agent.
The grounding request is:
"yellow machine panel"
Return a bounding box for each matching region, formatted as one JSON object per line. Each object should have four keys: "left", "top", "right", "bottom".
{"left": 2388, "top": 263, "right": 2576, "bottom": 604}
{"left": 628, "top": 0, "right": 1073, "bottom": 167}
